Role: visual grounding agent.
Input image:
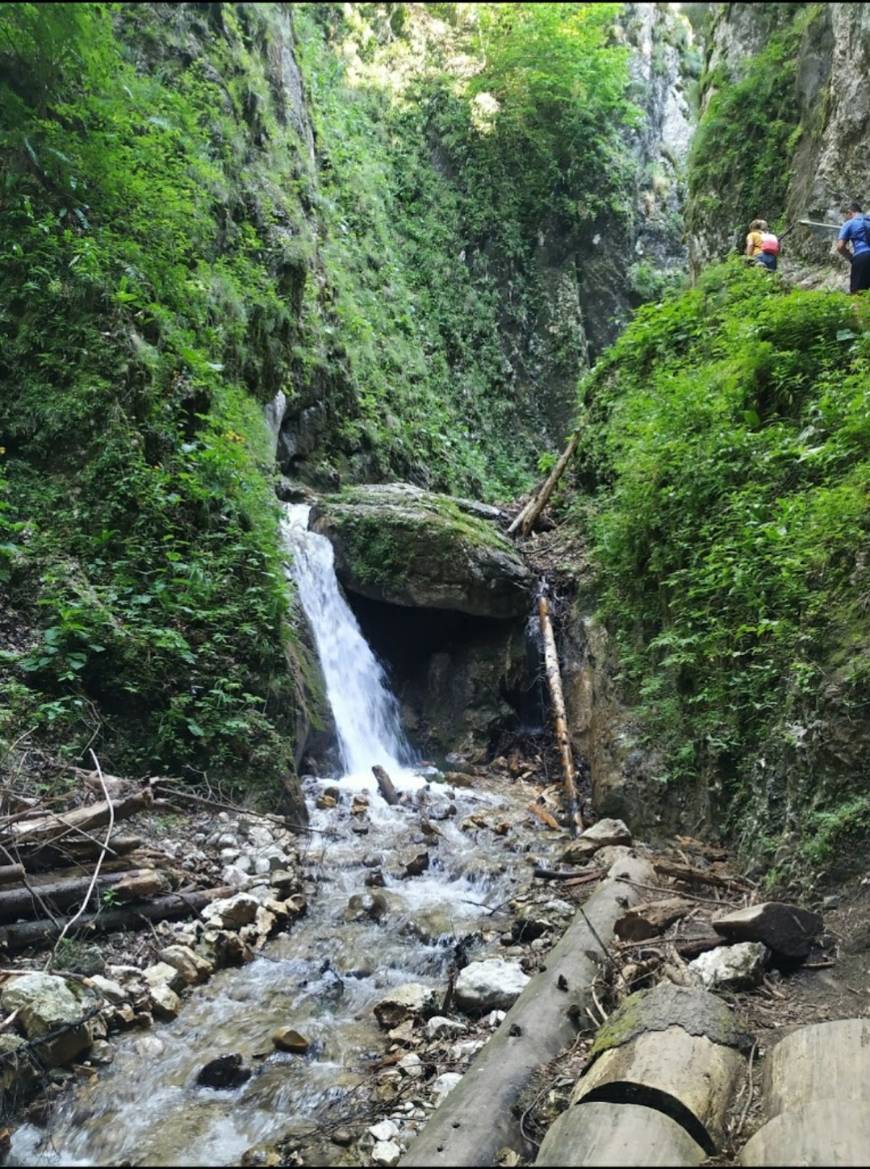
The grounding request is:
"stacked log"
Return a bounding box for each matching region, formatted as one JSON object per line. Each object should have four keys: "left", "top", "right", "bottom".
{"left": 0, "top": 781, "right": 220, "bottom": 955}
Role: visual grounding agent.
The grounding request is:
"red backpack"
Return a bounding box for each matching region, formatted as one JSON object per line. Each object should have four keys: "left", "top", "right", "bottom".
{"left": 760, "top": 231, "right": 780, "bottom": 255}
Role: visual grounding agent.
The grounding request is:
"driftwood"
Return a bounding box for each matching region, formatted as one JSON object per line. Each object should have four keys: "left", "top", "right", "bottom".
{"left": 400, "top": 856, "right": 656, "bottom": 1168}
{"left": 0, "top": 868, "right": 168, "bottom": 923}
{"left": 0, "top": 886, "right": 232, "bottom": 954}
{"left": 372, "top": 765, "right": 399, "bottom": 806}
{"left": 508, "top": 432, "right": 579, "bottom": 538}
{"left": 0, "top": 865, "right": 26, "bottom": 886}
{"left": 537, "top": 589, "right": 582, "bottom": 835}
{"left": 8, "top": 789, "right": 153, "bottom": 846}
{"left": 652, "top": 858, "right": 752, "bottom": 892}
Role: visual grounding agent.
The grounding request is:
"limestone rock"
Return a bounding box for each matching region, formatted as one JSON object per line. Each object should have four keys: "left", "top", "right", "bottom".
{"left": 712, "top": 901, "right": 823, "bottom": 960}
{"left": 454, "top": 959, "right": 530, "bottom": 1015}
{"left": 202, "top": 892, "right": 260, "bottom": 930}
{"left": 85, "top": 975, "right": 127, "bottom": 1005}
{"left": 148, "top": 982, "right": 181, "bottom": 1020}
{"left": 424, "top": 1016, "right": 466, "bottom": 1040}
{"left": 0, "top": 973, "right": 93, "bottom": 1066}
{"left": 369, "top": 1120, "right": 398, "bottom": 1142}
{"left": 371, "top": 1139, "right": 401, "bottom": 1167}
{"left": 431, "top": 1071, "right": 462, "bottom": 1104}
{"left": 143, "top": 961, "right": 185, "bottom": 993}
{"left": 688, "top": 942, "right": 768, "bottom": 990}
{"left": 310, "top": 484, "right": 532, "bottom": 618}
{"left": 345, "top": 891, "right": 390, "bottom": 923}
{"left": 373, "top": 984, "right": 439, "bottom": 1030}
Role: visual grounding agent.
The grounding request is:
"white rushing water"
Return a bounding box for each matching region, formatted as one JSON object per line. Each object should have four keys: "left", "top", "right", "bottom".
{"left": 9, "top": 500, "right": 537, "bottom": 1167}
{"left": 280, "top": 504, "right": 417, "bottom": 785}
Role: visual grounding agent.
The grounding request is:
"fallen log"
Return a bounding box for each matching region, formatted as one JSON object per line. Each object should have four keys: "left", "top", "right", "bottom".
{"left": 399, "top": 855, "right": 655, "bottom": 1167}
{"left": 739, "top": 1100, "right": 870, "bottom": 1167}
{"left": 0, "top": 886, "right": 232, "bottom": 954}
{"left": 537, "top": 588, "right": 582, "bottom": 835}
{"left": 527, "top": 802, "right": 561, "bottom": 831}
{"left": 372, "top": 765, "right": 399, "bottom": 807}
{"left": 508, "top": 432, "right": 579, "bottom": 538}
{"left": 17, "top": 834, "right": 144, "bottom": 873}
{"left": 653, "top": 858, "right": 752, "bottom": 893}
{"left": 0, "top": 868, "right": 168, "bottom": 923}
{"left": 0, "top": 866, "right": 25, "bottom": 886}
{"left": 7, "top": 790, "right": 153, "bottom": 845}
{"left": 533, "top": 866, "right": 605, "bottom": 882}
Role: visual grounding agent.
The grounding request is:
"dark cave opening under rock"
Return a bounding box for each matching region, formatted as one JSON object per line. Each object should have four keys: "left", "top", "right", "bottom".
{"left": 345, "top": 590, "right": 547, "bottom": 760}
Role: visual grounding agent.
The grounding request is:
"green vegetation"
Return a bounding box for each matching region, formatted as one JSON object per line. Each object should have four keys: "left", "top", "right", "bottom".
{"left": 686, "top": 4, "right": 818, "bottom": 249}
{"left": 575, "top": 263, "right": 869, "bottom": 873}
{"left": 0, "top": 2, "right": 640, "bottom": 790}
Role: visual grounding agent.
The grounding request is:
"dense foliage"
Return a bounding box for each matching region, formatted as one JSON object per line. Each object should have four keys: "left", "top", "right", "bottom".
{"left": 575, "top": 263, "right": 869, "bottom": 875}
{"left": 0, "top": 1, "right": 640, "bottom": 789}
{"left": 686, "top": 4, "right": 816, "bottom": 251}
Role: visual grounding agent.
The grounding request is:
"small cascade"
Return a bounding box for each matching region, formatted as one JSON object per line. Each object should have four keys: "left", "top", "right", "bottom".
{"left": 280, "top": 504, "right": 415, "bottom": 781}
{"left": 9, "top": 500, "right": 547, "bottom": 1168}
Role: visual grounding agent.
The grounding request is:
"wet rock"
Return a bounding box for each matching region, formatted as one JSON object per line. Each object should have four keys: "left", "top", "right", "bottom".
{"left": 369, "top": 1120, "right": 399, "bottom": 1142}
{"left": 387, "top": 1019, "right": 415, "bottom": 1044}
{"left": 315, "top": 793, "right": 337, "bottom": 810}
{"left": 345, "top": 891, "right": 390, "bottom": 922}
{"left": 365, "top": 868, "right": 386, "bottom": 889}
{"left": 405, "top": 909, "right": 457, "bottom": 944}
{"left": 373, "top": 984, "right": 440, "bottom": 1030}
{"left": 196, "top": 1053, "right": 252, "bottom": 1090}
{"left": 273, "top": 1027, "right": 310, "bottom": 1054}
{"left": 203, "top": 892, "right": 260, "bottom": 930}
{"left": 89, "top": 1039, "right": 114, "bottom": 1065}
{"left": 431, "top": 1071, "right": 462, "bottom": 1104}
{"left": 424, "top": 1016, "right": 466, "bottom": 1041}
{"left": 371, "top": 1139, "right": 401, "bottom": 1167}
{"left": 268, "top": 869, "right": 299, "bottom": 899}
{"left": 401, "top": 849, "right": 430, "bottom": 878}
{"left": 0, "top": 973, "right": 93, "bottom": 1066}
{"left": 331, "top": 1129, "right": 354, "bottom": 1147}
{"left": 455, "top": 960, "right": 529, "bottom": 1015}
{"left": 688, "top": 942, "right": 769, "bottom": 990}
{"left": 444, "top": 772, "right": 476, "bottom": 789}
{"left": 712, "top": 901, "right": 823, "bottom": 960}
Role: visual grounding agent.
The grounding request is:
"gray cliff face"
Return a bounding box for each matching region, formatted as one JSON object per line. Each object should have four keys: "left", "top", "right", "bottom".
{"left": 687, "top": 2, "right": 870, "bottom": 286}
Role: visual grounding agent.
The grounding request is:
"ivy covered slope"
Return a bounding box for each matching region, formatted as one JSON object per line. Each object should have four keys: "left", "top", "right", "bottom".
{"left": 0, "top": 2, "right": 640, "bottom": 791}
{"left": 575, "top": 264, "right": 869, "bottom": 879}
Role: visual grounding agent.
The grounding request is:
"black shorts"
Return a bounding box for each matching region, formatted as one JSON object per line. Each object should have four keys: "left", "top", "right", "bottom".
{"left": 851, "top": 251, "right": 870, "bottom": 294}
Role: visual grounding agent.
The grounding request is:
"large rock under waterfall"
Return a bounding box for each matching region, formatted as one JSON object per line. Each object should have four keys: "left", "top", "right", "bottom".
{"left": 309, "top": 484, "right": 531, "bottom": 618}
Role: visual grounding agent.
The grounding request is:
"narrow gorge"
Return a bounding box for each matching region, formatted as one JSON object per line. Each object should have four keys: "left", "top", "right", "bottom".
{"left": 0, "top": 3, "right": 868, "bottom": 1166}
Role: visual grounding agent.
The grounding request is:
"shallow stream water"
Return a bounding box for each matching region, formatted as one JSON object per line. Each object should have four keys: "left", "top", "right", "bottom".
{"left": 9, "top": 505, "right": 538, "bottom": 1166}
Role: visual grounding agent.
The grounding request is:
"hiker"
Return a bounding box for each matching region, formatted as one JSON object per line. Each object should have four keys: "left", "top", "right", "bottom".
{"left": 745, "top": 218, "right": 779, "bottom": 271}
{"left": 836, "top": 201, "right": 870, "bottom": 294}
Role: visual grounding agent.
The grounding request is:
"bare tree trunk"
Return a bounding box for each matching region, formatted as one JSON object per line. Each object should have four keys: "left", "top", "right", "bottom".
{"left": 372, "top": 765, "right": 399, "bottom": 806}
{"left": 508, "top": 432, "right": 579, "bottom": 538}
{"left": 537, "top": 589, "right": 582, "bottom": 835}
{"left": 0, "top": 868, "right": 167, "bottom": 923}
{"left": 8, "top": 790, "right": 153, "bottom": 845}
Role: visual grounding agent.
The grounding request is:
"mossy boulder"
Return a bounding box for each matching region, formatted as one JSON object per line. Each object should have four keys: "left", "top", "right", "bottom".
{"left": 310, "top": 484, "right": 532, "bottom": 618}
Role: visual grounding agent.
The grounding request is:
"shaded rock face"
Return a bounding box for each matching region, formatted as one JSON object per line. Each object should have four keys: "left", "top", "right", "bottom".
{"left": 687, "top": 3, "right": 869, "bottom": 285}
{"left": 310, "top": 484, "right": 531, "bottom": 619}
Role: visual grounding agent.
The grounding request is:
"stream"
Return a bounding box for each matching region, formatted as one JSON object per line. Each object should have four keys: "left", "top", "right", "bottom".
{"left": 10, "top": 505, "right": 540, "bottom": 1167}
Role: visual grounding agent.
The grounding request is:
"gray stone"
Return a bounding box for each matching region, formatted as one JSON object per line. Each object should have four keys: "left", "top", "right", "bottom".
{"left": 455, "top": 959, "right": 530, "bottom": 1015}
{"left": 424, "top": 1016, "right": 466, "bottom": 1040}
{"left": 369, "top": 1120, "right": 398, "bottom": 1142}
{"left": 688, "top": 942, "right": 768, "bottom": 991}
{"left": 431, "top": 1071, "right": 463, "bottom": 1104}
{"left": 159, "top": 945, "right": 213, "bottom": 986}
{"left": 373, "top": 984, "right": 440, "bottom": 1029}
{"left": 0, "top": 973, "right": 93, "bottom": 1066}
{"left": 712, "top": 901, "right": 823, "bottom": 960}
{"left": 371, "top": 1139, "right": 401, "bottom": 1167}
{"left": 143, "top": 961, "right": 185, "bottom": 993}
{"left": 202, "top": 892, "right": 260, "bottom": 930}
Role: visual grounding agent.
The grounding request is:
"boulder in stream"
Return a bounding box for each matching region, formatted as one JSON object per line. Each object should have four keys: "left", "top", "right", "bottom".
{"left": 373, "top": 983, "right": 440, "bottom": 1029}
{"left": 272, "top": 1027, "right": 310, "bottom": 1054}
{"left": 196, "top": 1053, "right": 252, "bottom": 1090}
{"left": 310, "top": 484, "right": 531, "bottom": 618}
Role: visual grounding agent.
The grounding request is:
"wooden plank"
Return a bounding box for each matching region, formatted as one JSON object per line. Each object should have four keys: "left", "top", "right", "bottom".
{"left": 536, "top": 1101, "right": 705, "bottom": 1167}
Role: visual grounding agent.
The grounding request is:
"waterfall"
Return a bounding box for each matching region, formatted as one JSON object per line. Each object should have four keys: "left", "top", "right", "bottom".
{"left": 280, "top": 504, "right": 415, "bottom": 781}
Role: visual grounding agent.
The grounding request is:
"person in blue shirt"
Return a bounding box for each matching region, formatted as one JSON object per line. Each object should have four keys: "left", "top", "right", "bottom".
{"left": 836, "top": 201, "right": 870, "bottom": 293}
